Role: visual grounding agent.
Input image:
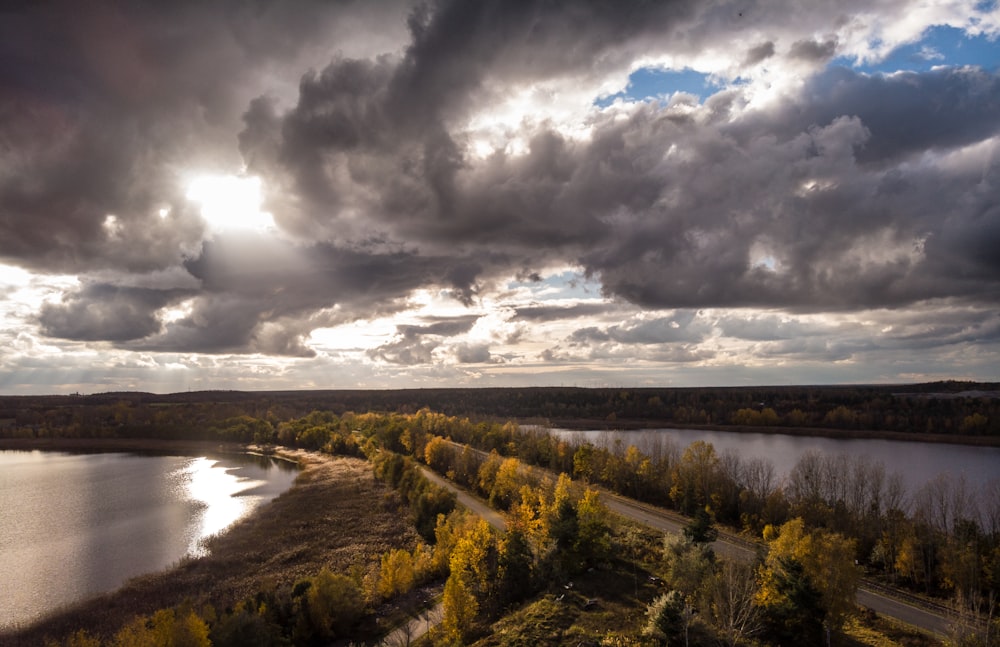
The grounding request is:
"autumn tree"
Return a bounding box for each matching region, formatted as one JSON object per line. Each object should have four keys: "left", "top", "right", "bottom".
{"left": 670, "top": 441, "right": 725, "bottom": 516}
{"left": 111, "top": 605, "right": 210, "bottom": 647}
{"left": 423, "top": 435, "right": 453, "bottom": 474}
{"left": 441, "top": 519, "right": 499, "bottom": 641}
{"left": 379, "top": 548, "right": 416, "bottom": 599}
{"left": 758, "top": 518, "right": 860, "bottom": 635}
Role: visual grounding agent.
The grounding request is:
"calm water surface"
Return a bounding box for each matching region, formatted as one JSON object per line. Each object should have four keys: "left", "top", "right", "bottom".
{"left": 552, "top": 428, "right": 1000, "bottom": 494}
{"left": 0, "top": 451, "right": 298, "bottom": 630}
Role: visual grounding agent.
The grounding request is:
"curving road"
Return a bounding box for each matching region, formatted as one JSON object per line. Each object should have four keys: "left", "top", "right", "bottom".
{"left": 425, "top": 443, "right": 952, "bottom": 638}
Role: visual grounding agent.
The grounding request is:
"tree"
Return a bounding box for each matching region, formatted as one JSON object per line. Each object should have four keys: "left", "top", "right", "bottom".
{"left": 757, "top": 557, "right": 825, "bottom": 646}
{"left": 442, "top": 571, "right": 478, "bottom": 645}
{"left": 497, "top": 528, "right": 535, "bottom": 610}
{"left": 758, "top": 518, "right": 859, "bottom": 634}
{"left": 670, "top": 441, "right": 723, "bottom": 516}
{"left": 575, "top": 488, "right": 611, "bottom": 564}
{"left": 489, "top": 457, "right": 522, "bottom": 509}
{"left": 423, "top": 435, "right": 453, "bottom": 473}
{"left": 50, "top": 631, "right": 101, "bottom": 647}
{"left": 705, "top": 560, "right": 762, "bottom": 647}
{"left": 111, "top": 606, "right": 211, "bottom": 647}
{"left": 662, "top": 535, "right": 714, "bottom": 599}
{"left": 442, "top": 519, "right": 498, "bottom": 642}
{"left": 644, "top": 590, "right": 695, "bottom": 647}
{"left": 304, "top": 568, "right": 364, "bottom": 640}
{"left": 380, "top": 548, "right": 416, "bottom": 599}
{"left": 683, "top": 507, "right": 719, "bottom": 544}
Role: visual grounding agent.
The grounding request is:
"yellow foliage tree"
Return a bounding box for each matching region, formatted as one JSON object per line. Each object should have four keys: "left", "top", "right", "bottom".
{"left": 379, "top": 548, "right": 416, "bottom": 598}
{"left": 111, "top": 606, "right": 210, "bottom": 647}
{"left": 441, "top": 570, "right": 478, "bottom": 644}
{"left": 758, "top": 517, "right": 860, "bottom": 631}
{"left": 441, "top": 519, "right": 498, "bottom": 643}
{"left": 489, "top": 457, "right": 522, "bottom": 509}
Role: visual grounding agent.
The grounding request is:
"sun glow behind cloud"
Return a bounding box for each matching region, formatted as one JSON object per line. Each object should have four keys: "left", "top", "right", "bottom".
{"left": 185, "top": 175, "right": 275, "bottom": 233}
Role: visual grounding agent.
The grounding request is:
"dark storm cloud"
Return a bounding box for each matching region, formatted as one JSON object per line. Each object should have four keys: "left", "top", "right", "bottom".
{"left": 454, "top": 342, "right": 493, "bottom": 364}
{"left": 0, "top": 1, "right": 406, "bottom": 274}
{"left": 132, "top": 237, "right": 487, "bottom": 356}
{"left": 744, "top": 66, "right": 1000, "bottom": 163}
{"left": 398, "top": 315, "right": 480, "bottom": 338}
{"left": 244, "top": 0, "right": 1000, "bottom": 323}
{"left": 239, "top": 0, "right": 704, "bottom": 239}
{"left": 9, "top": 0, "right": 1000, "bottom": 363}
{"left": 37, "top": 283, "right": 190, "bottom": 342}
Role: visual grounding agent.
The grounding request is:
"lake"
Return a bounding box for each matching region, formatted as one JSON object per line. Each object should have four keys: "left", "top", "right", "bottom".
{"left": 0, "top": 450, "right": 299, "bottom": 631}
{"left": 551, "top": 427, "right": 1000, "bottom": 496}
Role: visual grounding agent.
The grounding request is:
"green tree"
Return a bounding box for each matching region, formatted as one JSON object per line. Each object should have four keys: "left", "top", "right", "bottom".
{"left": 758, "top": 557, "right": 825, "bottom": 646}
{"left": 643, "top": 590, "right": 694, "bottom": 646}
{"left": 303, "top": 568, "right": 364, "bottom": 641}
{"left": 683, "top": 507, "right": 719, "bottom": 544}
{"left": 497, "top": 528, "right": 535, "bottom": 610}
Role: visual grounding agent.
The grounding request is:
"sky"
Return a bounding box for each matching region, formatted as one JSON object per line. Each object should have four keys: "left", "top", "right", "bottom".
{"left": 1, "top": 1, "right": 999, "bottom": 395}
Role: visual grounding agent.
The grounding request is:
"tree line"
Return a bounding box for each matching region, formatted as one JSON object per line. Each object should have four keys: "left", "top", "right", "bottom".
{"left": 2, "top": 380, "right": 997, "bottom": 441}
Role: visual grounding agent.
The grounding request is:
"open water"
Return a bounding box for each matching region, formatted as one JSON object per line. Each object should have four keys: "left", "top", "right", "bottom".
{"left": 0, "top": 450, "right": 298, "bottom": 631}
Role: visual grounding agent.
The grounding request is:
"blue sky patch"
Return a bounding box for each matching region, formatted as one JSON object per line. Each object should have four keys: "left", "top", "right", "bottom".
{"left": 839, "top": 25, "right": 999, "bottom": 75}
{"left": 596, "top": 67, "right": 716, "bottom": 107}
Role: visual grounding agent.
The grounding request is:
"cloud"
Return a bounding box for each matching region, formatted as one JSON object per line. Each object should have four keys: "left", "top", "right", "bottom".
{"left": 37, "top": 283, "right": 191, "bottom": 342}
{"left": 512, "top": 302, "right": 617, "bottom": 322}
{"left": 453, "top": 342, "right": 493, "bottom": 364}
{"left": 788, "top": 38, "right": 838, "bottom": 62}
{"left": 3, "top": 0, "right": 1000, "bottom": 390}
{"left": 368, "top": 314, "right": 480, "bottom": 365}
{"left": 0, "top": 1, "right": 409, "bottom": 274}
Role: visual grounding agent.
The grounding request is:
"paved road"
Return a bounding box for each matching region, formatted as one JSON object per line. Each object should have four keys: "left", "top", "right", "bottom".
{"left": 378, "top": 600, "right": 443, "bottom": 647}
{"left": 417, "top": 465, "right": 506, "bottom": 532}
{"left": 428, "top": 443, "right": 952, "bottom": 638}
{"left": 598, "top": 488, "right": 949, "bottom": 637}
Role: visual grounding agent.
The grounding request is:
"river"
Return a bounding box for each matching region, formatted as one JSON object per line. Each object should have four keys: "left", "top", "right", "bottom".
{"left": 0, "top": 450, "right": 298, "bottom": 631}
{"left": 551, "top": 427, "right": 1000, "bottom": 496}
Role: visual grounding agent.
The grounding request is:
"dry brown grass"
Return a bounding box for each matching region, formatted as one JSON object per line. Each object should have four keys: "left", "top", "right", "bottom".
{"left": 0, "top": 448, "right": 420, "bottom": 646}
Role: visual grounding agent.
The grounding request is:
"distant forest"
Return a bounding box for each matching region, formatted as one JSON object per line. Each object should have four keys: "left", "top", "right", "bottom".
{"left": 1, "top": 381, "right": 997, "bottom": 441}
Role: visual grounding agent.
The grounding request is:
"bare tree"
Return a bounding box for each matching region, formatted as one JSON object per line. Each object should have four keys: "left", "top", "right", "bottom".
{"left": 707, "top": 560, "right": 762, "bottom": 647}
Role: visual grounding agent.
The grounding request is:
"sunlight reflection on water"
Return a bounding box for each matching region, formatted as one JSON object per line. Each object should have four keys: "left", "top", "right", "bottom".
{"left": 177, "top": 457, "right": 269, "bottom": 556}
{"left": 0, "top": 451, "right": 297, "bottom": 631}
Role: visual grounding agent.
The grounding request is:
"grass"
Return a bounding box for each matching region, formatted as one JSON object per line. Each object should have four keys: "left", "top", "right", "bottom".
{"left": 471, "top": 558, "right": 665, "bottom": 647}
{"left": 840, "top": 610, "right": 944, "bottom": 647}
{"left": 0, "top": 448, "right": 421, "bottom": 646}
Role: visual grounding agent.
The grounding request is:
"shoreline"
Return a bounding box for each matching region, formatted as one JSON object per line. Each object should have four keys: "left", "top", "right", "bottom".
{"left": 0, "top": 437, "right": 250, "bottom": 454}
{"left": 0, "top": 443, "right": 420, "bottom": 646}
{"left": 542, "top": 418, "right": 1000, "bottom": 447}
